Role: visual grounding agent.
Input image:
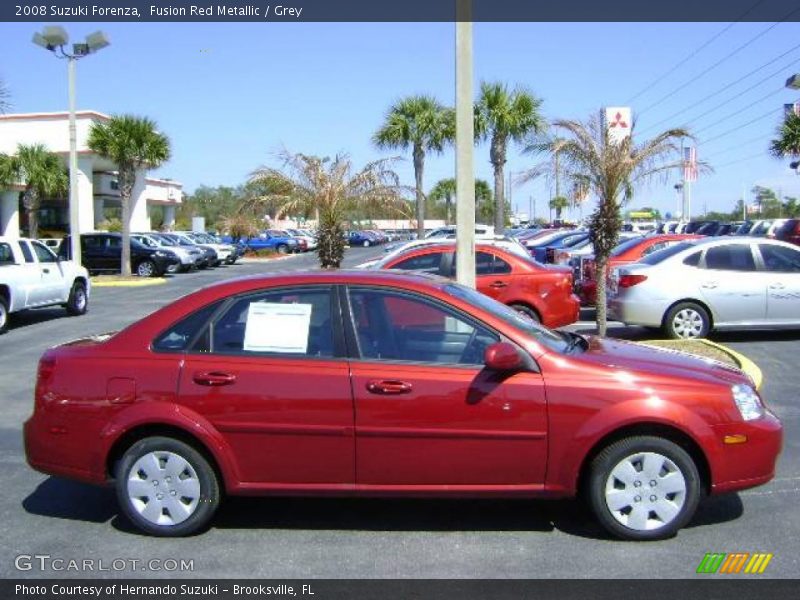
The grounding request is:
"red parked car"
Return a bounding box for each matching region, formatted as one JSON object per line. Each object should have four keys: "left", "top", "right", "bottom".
{"left": 24, "top": 271, "right": 782, "bottom": 540}
{"left": 578, "top": 234, "right": 701, "bottom": 305}
{"left": 380, "top": 243, "right": 580, "bottom": 328}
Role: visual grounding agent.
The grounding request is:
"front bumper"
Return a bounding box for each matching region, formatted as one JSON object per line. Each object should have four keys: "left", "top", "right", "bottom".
{"left": 710, "top": 411, "right": 783, "bottom": 494}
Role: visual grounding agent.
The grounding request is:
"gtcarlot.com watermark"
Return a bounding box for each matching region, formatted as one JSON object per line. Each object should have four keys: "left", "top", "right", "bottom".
{"left": 14, "top": 554, "right": 194, "bottom": 572}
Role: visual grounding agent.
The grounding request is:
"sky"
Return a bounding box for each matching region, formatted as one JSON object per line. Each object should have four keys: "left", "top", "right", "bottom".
{"left": 2, "top": 19, "right": 800, "bottom": 220}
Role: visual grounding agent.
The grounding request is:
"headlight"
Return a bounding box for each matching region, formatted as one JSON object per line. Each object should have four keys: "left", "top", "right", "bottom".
{"left": 731, "top": 384, "right": 765, "bottom": 421}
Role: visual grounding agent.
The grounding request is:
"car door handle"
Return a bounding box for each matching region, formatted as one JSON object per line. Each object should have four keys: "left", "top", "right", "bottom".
{"left": 366, "top": 380, "right": 413, "bottom": 395}
{"left": 489, "top": 281, "right": 508, "bottom": 288}
{"left": 42, "top": 268, "right": 50, "bottom": 274}
{"left": 701, "top": 282, "right": 718, "bottom": 289}
{"left": 769, "top": 283, "right": 785, "bottom": 290}
{"left": 193, "top": 371, "right": 237, "bottom": 386}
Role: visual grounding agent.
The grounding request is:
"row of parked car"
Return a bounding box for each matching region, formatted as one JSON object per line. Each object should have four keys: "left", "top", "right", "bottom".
{"left": 222, "top": 229, "right": 318, "bottom": 254}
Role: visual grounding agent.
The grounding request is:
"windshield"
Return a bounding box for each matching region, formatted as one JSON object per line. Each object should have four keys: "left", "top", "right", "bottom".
{"left": 639, "top": 241, "right": 695, "bottom": 265}
{"left": 443, "top": 283, "right": 569, "bottom": 353}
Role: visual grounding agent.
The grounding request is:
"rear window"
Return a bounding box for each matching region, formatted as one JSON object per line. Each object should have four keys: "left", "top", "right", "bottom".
{"left": 639, "top": 242, "right": 695, "bottom": 265}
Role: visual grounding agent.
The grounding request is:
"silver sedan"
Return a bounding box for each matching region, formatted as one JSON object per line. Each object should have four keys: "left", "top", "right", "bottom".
{"left": 607, "top": 237, "right": 800, "bottom": 338}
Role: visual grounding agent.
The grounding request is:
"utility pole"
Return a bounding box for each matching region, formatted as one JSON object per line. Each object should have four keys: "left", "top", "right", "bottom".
{"left": 455, "top": 0, "right": 475, "bottom": 288}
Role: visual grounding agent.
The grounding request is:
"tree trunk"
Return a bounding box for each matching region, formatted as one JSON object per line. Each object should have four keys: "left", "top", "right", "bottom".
{"left": 119, "top": 168, "right": 135, "bottom": 277}
{"left": 413, "top": 144, "right": 425, "bottom": 238}
{"left": 595, "top": 256, "right": 608, "bottom": 337}
{"left": 23, "top": 189, "right": 39, "bottom": 239}
{"left": 445, "top": 193, "right": 452, "bottom": 225}
{"left": 490, "top": 135, "right": 506, "bottom": 232}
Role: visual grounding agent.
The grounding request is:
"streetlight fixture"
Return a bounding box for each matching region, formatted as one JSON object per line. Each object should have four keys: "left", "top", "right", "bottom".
{"left": 32, "top": 26, "right": 110, "bottom": 267}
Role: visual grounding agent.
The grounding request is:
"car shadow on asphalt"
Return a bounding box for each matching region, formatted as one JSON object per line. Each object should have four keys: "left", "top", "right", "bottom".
{"left": 6, "top": 308, "right": 71, "bottom": 332}
{"left": 22, "top": 477, "right": 745, "bottom": 540}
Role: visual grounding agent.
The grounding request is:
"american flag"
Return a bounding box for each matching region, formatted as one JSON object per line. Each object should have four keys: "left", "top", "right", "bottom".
{"left": 683, "top": 147, "right": 698, "bottom": 182}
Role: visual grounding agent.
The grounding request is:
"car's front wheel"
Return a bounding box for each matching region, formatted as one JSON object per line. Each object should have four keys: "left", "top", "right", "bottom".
{"left": 65, "top": 281, "right": 88, "bottom": 316}
{"left": 116, "top": 437, "right": 221, "bottom": 537}
{"left": 664, "top": 302, "right": 710, "bottom": 339}
{"left": 587, "top": 436, "right": 701, "bottom": 541}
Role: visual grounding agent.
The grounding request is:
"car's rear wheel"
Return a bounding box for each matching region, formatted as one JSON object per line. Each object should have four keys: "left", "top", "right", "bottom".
{"left": 276, "top": 244, "right": 288, "bottom": 255}
{"left": 136, "top": 260, "right": 157, "bottom": 278}
{"left": 65, "top": 281, "right": 88, "bottom": 316}
{"left": 587, "top": 436, "right": 701, "bottom": 541}
{"left": 116, "top": 437, "right": 220, "bottom": 537}
{"left": 0, "top": 295, "right": 8, "bottom": 334}
{"left": 363, "top": 240, "right": 371, "bottom": 247}
{"left": 510, "top": 303, "right": 540, "bottom": 323}
{"left": 664, "top": 302, "right": 710, "bottom": 339}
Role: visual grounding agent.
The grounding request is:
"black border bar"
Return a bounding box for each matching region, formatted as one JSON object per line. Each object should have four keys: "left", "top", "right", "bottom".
{"left": 4, "top": 580, "right": 800, "bottom": 599}
{"left": 3, "top": 0, "right": 800, "bottom": 22}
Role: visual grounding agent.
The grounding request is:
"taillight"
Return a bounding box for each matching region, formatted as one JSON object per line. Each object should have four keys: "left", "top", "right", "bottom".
{"left": 35, "top": 354, "right": 57, "bottom": 408}
{"left": 618, "top": 274, "right": 648, "bottom": 288}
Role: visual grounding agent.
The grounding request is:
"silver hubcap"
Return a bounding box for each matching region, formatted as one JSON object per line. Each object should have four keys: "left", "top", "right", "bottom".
{"left": 0, "top": 304, "right": 6, "bottom": 329}
{"left": 74, "top": 288, "right": 86, "bottom": 310}
{"left": 127, "top": 451, "right": 201, "bottom": 526}
{"left": 604, "top": 451, "right": 687, "bottom": 531}
{"left": 672, "top": 308, "right": 704, "bottom": 338}
{"left": 138, "top": 262, "right": 154, "bottom": 277}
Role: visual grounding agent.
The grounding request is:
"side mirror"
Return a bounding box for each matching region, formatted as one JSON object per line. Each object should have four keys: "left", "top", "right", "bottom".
{"left": 484, "top": 342, "right": 525, "bottom": 372}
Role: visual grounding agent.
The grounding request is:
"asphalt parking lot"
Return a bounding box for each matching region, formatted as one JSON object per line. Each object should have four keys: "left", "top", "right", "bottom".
{"left": 1, "top": 246, "right": 798, "bottom": 578}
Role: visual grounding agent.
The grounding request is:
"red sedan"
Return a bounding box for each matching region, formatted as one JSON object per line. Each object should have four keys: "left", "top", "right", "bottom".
{"left": 578, "top": 234, "right": 701, "bottom": 305}
{"left": 380, "top": 243, "right": 580, "bottom": 328}
{"left": 24, "top": 271, "right": 781, "bottom": 539}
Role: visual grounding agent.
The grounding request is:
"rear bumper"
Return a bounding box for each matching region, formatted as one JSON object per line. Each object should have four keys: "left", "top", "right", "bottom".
{"left": 607, "top": 297, "right": 666, "bottom": 327}
{"left": 544, "top": 294, "right": 581, "bottom": 328}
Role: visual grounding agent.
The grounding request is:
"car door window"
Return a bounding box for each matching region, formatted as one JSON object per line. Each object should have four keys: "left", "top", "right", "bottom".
{"left": 476, "top": 251, "right": 512, "bottom": 275}
{"left": 152, "top": 300, "right": 225, "bottom": 352}
{"left": 30, "top": 241, "right": 57, "bottom": 263}
{"left": 642, "top": 242, "right": 667, "bottom": 256}
{"left": 703, "top": 245, "right": 756, "bottom": 271}
{"left": 347, "top": 288, "right": 499, "bottom": 365}
{"left": 389, "top": 252, "right": 443, "bottom": 274}
{"left": 759, "top": 244, "right": 800, "bottom": 273}
{"left": 211, "top": 288, "right": 334, "bottom": 357}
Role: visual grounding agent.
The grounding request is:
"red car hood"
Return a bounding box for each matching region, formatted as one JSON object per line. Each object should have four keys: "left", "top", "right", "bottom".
{"left": 576, "top": 336, "right": 752, "bottom": 387}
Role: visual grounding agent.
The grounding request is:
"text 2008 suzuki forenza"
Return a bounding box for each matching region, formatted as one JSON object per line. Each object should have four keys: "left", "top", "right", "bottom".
{"left": 25, "top": 271, "right": 782, "bottom": 539}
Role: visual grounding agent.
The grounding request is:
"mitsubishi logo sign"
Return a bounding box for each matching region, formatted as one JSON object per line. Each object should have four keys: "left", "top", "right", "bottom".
{"left": 604, "top": 106, "right": 632, "bottom": 145}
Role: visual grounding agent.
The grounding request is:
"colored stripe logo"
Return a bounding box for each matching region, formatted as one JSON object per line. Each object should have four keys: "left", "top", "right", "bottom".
{"left": 696, "top": 553, "right": 773, "bottom": 574}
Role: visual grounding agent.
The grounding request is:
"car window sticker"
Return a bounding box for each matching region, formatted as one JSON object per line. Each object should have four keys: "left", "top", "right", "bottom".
{"left": 242, "top": 302, "right": 313, "bottom": 354}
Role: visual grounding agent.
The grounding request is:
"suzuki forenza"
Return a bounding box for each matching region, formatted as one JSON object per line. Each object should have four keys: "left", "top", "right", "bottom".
{"left": 24, "top": 271, "right": 782, "bottom": 539}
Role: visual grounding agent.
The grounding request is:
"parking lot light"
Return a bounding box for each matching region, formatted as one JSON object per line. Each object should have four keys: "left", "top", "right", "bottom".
{"left": 32, "top": 27, "right": 110, "bottom": 267}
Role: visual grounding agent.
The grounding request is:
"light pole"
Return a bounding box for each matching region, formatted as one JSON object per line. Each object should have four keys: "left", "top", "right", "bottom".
{"left": 33, "top": 26, "right": 110, "bottom": 267}
{"left": 455, "top": 0, "right": 475, "bottom": 288}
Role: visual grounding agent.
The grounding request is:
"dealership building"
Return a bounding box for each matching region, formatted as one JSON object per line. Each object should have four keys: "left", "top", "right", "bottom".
{"left": 0, "top": 110, "right": 182, "bottom": 238}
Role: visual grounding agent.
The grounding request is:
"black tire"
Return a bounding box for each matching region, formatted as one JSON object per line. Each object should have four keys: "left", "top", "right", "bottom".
{"left": 510, "top": 303, "right": 540, "bottom": 323}
{"left": 115, "top": 436, "right": 221, "bottom": 537}
{"left": 276, "top": 244, "right": 288, "bottom": 255}
{"left": 663, "top": 301, "right": 710, "bottom": 339}
{"left": 587, "top": 436, "right": 701, "bottom": 541}
{"left": 0, "top": 295, "right": 8, "bottom": 335}
{"left": 136, "top": 260, "right": 157, "bottom": 278}
{"left": 65, "top": 281, "right": 88, "bottom": 316}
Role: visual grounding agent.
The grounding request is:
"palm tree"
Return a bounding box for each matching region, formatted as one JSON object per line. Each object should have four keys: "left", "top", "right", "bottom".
{"left": 528, "top": 114, "right": 696, "bottom": 336}
{"left": 769, "top": 112, "right": 800, "bottom": 159}
{"left": 374, "top": 95, "right": 455, "bottom": 237}
{"left": 0, "top": 77, "right": 10, "bottom": 113}
{"left": 549, "top": 196, "right": 569, "bottom": 221}
{"left": 475, "top": 82, "right": 546, "bottom": 231}
{"left": 246, "top": 151, "right": 409, "bottom": 268}
{"left": 429, "top": 178, "right": 457, "bottom": 224}
{"left": 11, "top": 144, "right": 68, "bottom": 239}
{"left": 88, "top": 116, "right": 171, "bottom": 276}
